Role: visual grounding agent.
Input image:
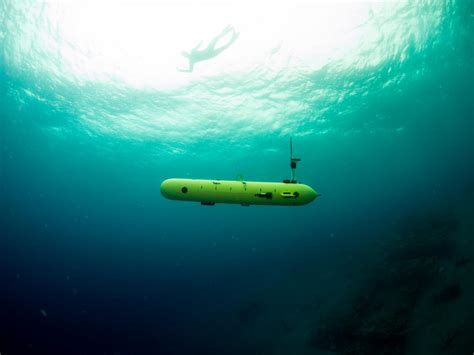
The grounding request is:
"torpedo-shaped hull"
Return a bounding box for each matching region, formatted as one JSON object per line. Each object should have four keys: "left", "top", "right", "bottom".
{"left": 160, "top": 178, "right": 319, "bottom": 206}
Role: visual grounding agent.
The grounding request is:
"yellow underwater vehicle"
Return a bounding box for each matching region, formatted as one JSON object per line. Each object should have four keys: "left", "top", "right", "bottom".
{"left": 160, "top": 139, "right": 319, "bottom": 206}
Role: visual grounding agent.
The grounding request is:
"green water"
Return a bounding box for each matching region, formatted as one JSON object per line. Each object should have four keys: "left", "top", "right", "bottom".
{"left": 1, "top": 1, "right": 473, "bottom": 354}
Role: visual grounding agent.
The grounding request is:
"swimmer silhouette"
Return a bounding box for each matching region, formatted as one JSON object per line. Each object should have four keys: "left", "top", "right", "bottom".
{"left": 177, "top": 25, "right": 240, "bottom": 73}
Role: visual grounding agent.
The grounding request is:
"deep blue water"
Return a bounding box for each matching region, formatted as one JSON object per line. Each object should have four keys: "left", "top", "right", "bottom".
{"left": 1, "top": 1, "right": 473, "bottom": 354}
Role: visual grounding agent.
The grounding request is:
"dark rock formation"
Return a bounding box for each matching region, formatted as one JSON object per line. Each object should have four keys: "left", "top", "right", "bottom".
{"left": 308, "top": 210, "right": 459, "bottom": 354}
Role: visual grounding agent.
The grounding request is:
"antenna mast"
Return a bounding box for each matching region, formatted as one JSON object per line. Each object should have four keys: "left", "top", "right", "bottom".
{"left": 290, "top": 138, "right": 301, "bottom": 183}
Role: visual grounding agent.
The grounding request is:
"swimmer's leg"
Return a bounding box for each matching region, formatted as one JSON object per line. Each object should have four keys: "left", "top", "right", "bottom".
{"left": 213, "top": 30, "right": 239, "bottom": 56}
{"left": 208, "top": 25, "right": 234, "bottom": 50}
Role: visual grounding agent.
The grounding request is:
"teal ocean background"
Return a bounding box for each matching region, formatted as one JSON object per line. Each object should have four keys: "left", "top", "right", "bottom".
{"left": 1, "top": 1, "right": 473, "bottom": 354}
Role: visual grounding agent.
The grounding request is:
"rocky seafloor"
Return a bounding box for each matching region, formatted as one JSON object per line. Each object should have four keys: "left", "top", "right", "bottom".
{"left": 206, "top": 193, "right": 474, "bottom": 355}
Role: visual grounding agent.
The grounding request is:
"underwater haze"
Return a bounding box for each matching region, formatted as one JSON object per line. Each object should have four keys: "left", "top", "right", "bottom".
{"left": 1, "top": 0, "right": 473, "bottom": 354}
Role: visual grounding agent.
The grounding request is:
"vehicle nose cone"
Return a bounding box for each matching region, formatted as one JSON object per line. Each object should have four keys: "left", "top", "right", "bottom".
{"left": 308, "top": 187, "right": 318, "bottom": 202}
